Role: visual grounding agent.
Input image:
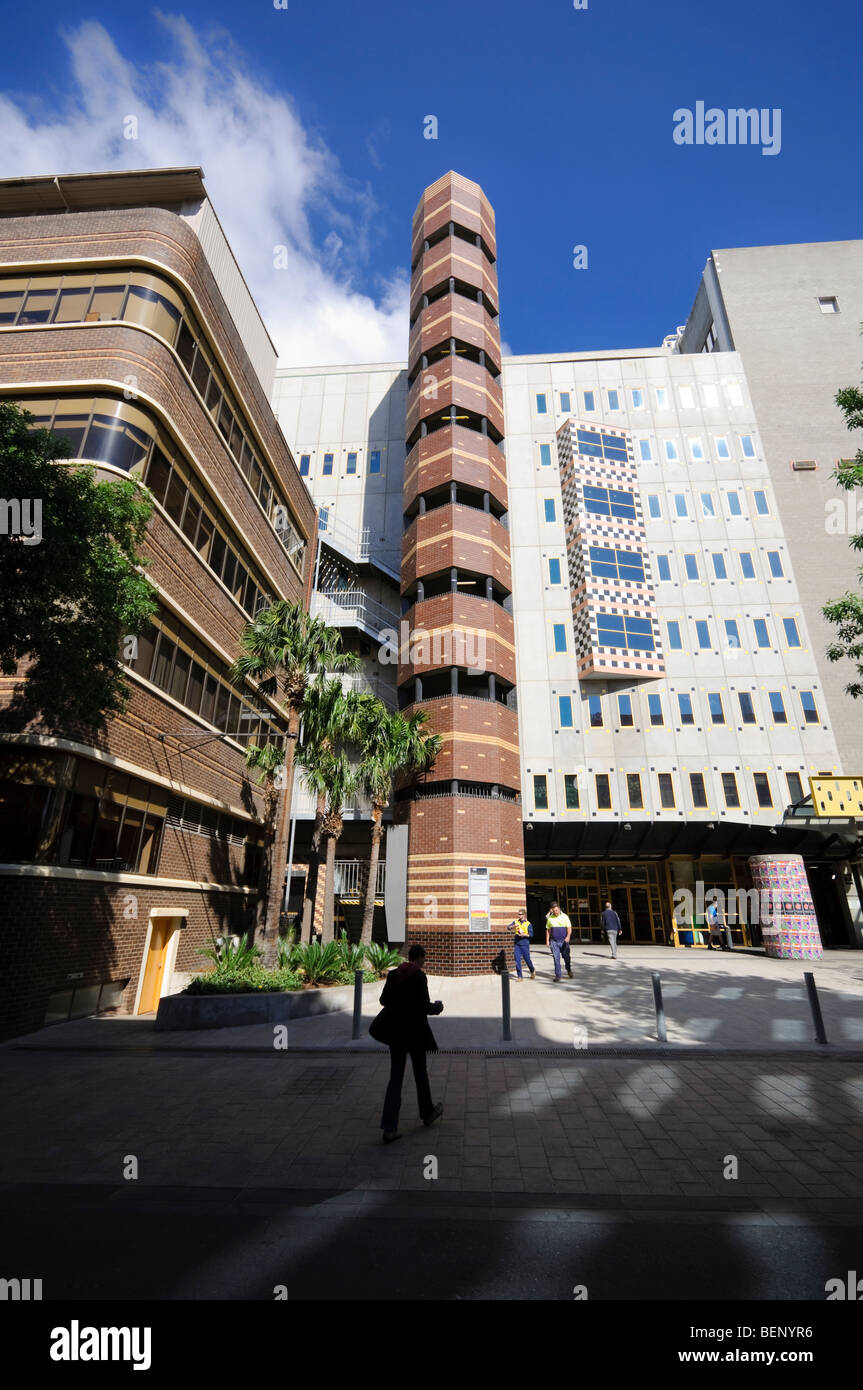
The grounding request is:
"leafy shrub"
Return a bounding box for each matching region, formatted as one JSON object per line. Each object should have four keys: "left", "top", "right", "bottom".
{"left": 276, "top": 930, "right": 298, "bottom": 971}
{"left": 366, "top": 943, "right": 403, "bottom": 978}
{"left": 186, "top": 965, "right": 302, "bottom": 995}
{"left": 197, "top": 933, "right": 261, "bottom": 973}
{"left": 334, "top": 932, "right": 366, "bottom": 975}
{"left": 292, "top": 940, "right": 343, "bottom": 986}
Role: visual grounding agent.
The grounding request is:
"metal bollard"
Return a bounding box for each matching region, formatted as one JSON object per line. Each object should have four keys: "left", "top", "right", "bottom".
{"left": 651, "top": 970, "right": 667, "bottom": 1043}
{"left": 501, "top": 969, "right": 512, "bottom": 1042}
{"left": 351, "top": 967, "right": 364, "bottom": 1041}
{"left": 803, "top": 971, "right": 828, "bottom": 1045}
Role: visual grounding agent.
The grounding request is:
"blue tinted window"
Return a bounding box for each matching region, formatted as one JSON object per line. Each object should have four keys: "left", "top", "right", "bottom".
{"left": 558, "top": 695, "right": 573, "bottom": 727}
{"left": 769, "top": 691, "right": 787, "bottom": 724}
{"left": 346, "top": 452, "right": 358, "bottom": 474}
{"left": 647, "top": 494, "right": 661, "bottom": 518}
{"left": 674, "top": 494, "right": 688, "bottom": 518}
{"left": 322, "top": 453, "right": 334, "bottom": 475}
{"left": 639, "top": 439, "right": 652, "bottom": 461}
{"left": 656, "top": 554, "right": 671, "bottom": 582}
{"left": 684, "top": 554, "right": 699, "bottom": 580}
{"left": 617, "top": 694, "right": 633, "bottom": 725}
{"left": 597, "top": 613, "right": 654, "bottom": 650}
{"left": 369, "top": 450, "right": 381, "bottom": 473}
{"left": 560, "top": 392, "right": 571, "bottom": 412}
{"left": 754, "top": 618, "right": 770, "bottom": 647}
{"left": 667, "top": 620, "right": 682, "bottom": 649}
{"left": 588, "top": 695, "right": 603, "bottom": 726}
{"left": 678, "top": 693, "right": 694, "bottom": 724}
{"left": 708, "top": 692, "right": 724, "bottom": 724}
{"left": 696, "top": 620, "right": 711, "bottom": 648}
{"left": 767, "top": 551, "right": 783, "bottom": 577}
{"left": 589, "top": 546, "right": 645, "bottom": 582}
{"left": 665, "top": 440, "right": 679, "bottom": 462}
{"left": 716, "top": 438, "right": 730, "bottom": 460}
{"left": 800, "top": 691, "right": 819, "bottom": 723}
{"left": 544, "top": 498, "right": 556, "bottom": 522}
{"left": 536, "top": 393, "right": 548, "bottom": 414}
{"left": 724, "top": 619, "right": 740, "bottom": 648}
{"left": 553, "top": 623, "right": 567, "bottom": 653}
{"left": 783, "top": 617, "right": 800, "bottom": 647}
{"left": 738, "top": 692, "right": 755, "bottom": 724}
{"left": 548, "top": 557, "right": 562, "bottom": 585}
{"left": 740, "top": 552, "right": 756, "bottom": 579}
{"left": 583, "top": 485, "right": 636, "bottom": 520}
{"left": 583, "top": 391, "right": 595, "bottom": 411}
{"left": 648, "top": 694, "right": 663, "bottom": 725}
{"left": 753, "top": 490, "right": 769, "bottom": 515}
{"left": 727, "top": 490, "right": 741, "bottom": 515}
{"left": 741, "top": 435, "right": 756, "bottom": 458}
{"left": 632, "top": 389, "right": 644, "bottom": 408}
{"left": 299, "top": 454, "right": 310, "bottom": 477}
{"left": 540, "top": 443, "right": 552, "bottom": 467}
{"left": 607, "top": 389, "right": 620, "bottom": 410}
{"left": 712, "top": 553, "right": 727, "bottom": 579}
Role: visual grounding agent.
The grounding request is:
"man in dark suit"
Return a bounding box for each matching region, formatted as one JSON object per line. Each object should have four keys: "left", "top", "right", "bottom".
{"left": 376, "top": 945, "right": 444, "bottom": 1143}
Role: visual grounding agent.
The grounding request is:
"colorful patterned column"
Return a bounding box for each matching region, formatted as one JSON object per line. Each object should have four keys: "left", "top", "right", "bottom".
{"left": 748, "top": 854, "right": 823, "bottom": 960}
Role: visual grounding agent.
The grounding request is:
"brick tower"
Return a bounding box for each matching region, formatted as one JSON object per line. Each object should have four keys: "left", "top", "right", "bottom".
{"left": 397, "top": 171, "right": 525, "bottom": 974}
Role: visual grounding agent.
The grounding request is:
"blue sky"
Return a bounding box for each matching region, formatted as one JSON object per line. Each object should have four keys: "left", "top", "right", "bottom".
{"left": 1, "top": 0, "right": 860, "bottom": 363}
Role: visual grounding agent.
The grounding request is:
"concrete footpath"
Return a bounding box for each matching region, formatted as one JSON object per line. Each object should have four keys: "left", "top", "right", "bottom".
{"left": 10, "top": 944, "right": 863, "bottom": 1055}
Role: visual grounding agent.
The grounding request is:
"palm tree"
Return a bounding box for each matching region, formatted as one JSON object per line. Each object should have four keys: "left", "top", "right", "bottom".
{"left": 298, "top": 746, "right": 359, "bottom": 943}
{"left": 241, "top": 741, "right": 286, "bottom": 961}
{"left": 230, "top": 601, "right": 359, "bottom": 957}
{"left": 357, "top": 706, "right": 442, "bottom": 944}
{"left": 295, "top": 679, "right": 369, "bottom": 942}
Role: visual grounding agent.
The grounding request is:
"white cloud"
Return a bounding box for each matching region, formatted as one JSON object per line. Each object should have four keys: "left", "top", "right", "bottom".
{"left": 0, "top": 14, "right": 409, "bottom": 367}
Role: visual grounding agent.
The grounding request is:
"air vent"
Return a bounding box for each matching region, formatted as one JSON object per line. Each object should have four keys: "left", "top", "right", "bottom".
{"left": 791, "top": 459, "right": 817, "bottom": 471}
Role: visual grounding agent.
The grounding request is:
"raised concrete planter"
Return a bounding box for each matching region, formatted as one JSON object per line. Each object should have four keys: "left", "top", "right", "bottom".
{"left": 155, "top": 983, "right": 358, "bottom": 1032}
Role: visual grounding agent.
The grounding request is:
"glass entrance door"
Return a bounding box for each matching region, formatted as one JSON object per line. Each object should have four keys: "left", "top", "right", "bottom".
{"left": 610, "top": 886, "right": 660, "bottom": 942}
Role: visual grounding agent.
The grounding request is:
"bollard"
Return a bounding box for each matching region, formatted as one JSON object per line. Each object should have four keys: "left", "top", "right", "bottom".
{"left": 501, "top": 969, "right": 512, "bottom": 1042}
{"left": 651, "top": 970, "right": 667, "bottom": 1043}
{"left": 724, "top": 922, "right": 734, "bottom": 952}
{"left": 352, "top": 967, "right": 364, "bottom": 1041}
{"left": 803, "top": 971, "right": 828, "bottom": 1045}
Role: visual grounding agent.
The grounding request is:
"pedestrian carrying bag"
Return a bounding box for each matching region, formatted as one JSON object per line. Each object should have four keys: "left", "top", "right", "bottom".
{"left": 369, "top": 1009, "right": 394, "bottom": 1045}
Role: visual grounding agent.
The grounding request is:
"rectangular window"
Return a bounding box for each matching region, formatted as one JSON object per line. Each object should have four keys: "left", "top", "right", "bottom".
{"left": 299, "top": 454, "right": 311, "bottom": 477}
{"left": 665, "top": 440, "right": 679, "bottom": 462}
{"left": 595, "top": 774, "right": 612, "bottom": 810}
{"left": 544, "top": 498, "right": 556, "bottom": 522}
{"left": 558, "top": 695, "right": 574, "bottom": 727}
{"left": 738, "top": 691, "right": 756, "bottom": 724}
{"left": 596, "top": 613, "right": 655, "bottom": 651}
{"left": 618, "top": 693, "right": 634, "bottom": 726}
{"left": 740, "top": 552, "right": 756, "bottom": 579}
{"left": 708, "top": 692, "right": 725, "bottom": 724}
{"left": 767, "top": 551, "right": 784, "bottom": 578}
{"left": 769, "top": 691, "right": 787, "bottom": 724}
{"left": 536, "top": 393, "right": 548, "bottom": 414}
{"left": 656, "top": 554, "right": 672, "bottom": 582}
{"left": 667, "top": 620, "right": 682, "bottom": 649}
{"left": 548, "top": 557, "right": 562, "bottom": 585}
{"left": 369, "top": 450, "right": 381, "bottom": 473}
{"left": 753, "top": 490, "right": 769, "bottom": 515}
{"left": 754, "top": 618, "right": 770, "bottom": 648}
{"left": 722, "top": 772, "right": 740, "bottom": 808}
{"left": 607, "top": 389, "right": 620, "bottom": 411}
{"left": 702, "top": 383, "right": 719, "bottom": 407}
{"left": 678, "top": 693, "right": 694, "bottom": 725}
{"left": 712, "top": 553, "right": 727, "bottom": 580}
{"left": 322, "top": 453, "right": 334, "bottom": 475}
{"left": 560, "top": 391, "right": 571, "bottom": 412}
{"left": 753, "top": 773, "right": 773, "bottom": 808}
{"left": 627, "top": 773, "right": 644, "bottom": 809}
{"left": 696, "top": 620, "right": 711, "bottom": 648}
{"left": 647, "top": 494, "right": 661, "bottom": 518}
{"left": 684, "top": 553, "right": 699, "bottom": 580}
{"left": 632, "top": 389, "right": 644, "bottom": 409}
{"left": 679, "top": 386, "right": 694, "bottom": 409}
{"left": 800, "top": 691, "right": 819, "bottom": 723}
{"left": 726, "top": 489, "right": 741, "bottom": 515}
{"left": 740, "top": 435, "right": 756, "bottom": 458}
{"left": 783, "top": 617, "right": 801, "bottom": 647}
{"left": 553, "top": 623, "right": 567, "bottom": 653}
{"left": 819, "top": 296, "right": 839, "bottom": 314}
{"left": 346, "top": 452, "right": 358, "bottom": 474}
{"left": 582, "top": 485, "right": 636, "bottom": 519}
{"left": 564, "top": 774, "right": 580, "bottom": 809}
{"left": 533, "top": 774, "right": 548, "bottom": 810}
{"left": 690, "top": 439, "right": 705, "bottom": 461}
{"left": 657, "top": 773, "right": 675, "bottom": 808}
{"left": 655, "top": 388, "right": 668, "bottom": 409}
{"left": 724, "top": 619, "right": 740, "bottom": 648}
{"left": 690, "top": 772, "right": 708, "bottom": 808}
{"left": 701, "top": 492, "right": 715, "bottom": 517}
{"left": 540, "top": 443, "right": 552, "bottom": 467}
{"left": 674, "top": 493, "right": 688, "bottom": 518}
{"left": 583, "top": 390, "right": 595, "bottom": 411}
{"left": 786, "top": 772, "right": 804, "bottom": 802}
{"left": 588, "top": 695, "right": 603, "bottom": 728}
{"left": 716, "top": 437, "right": 730, "bottom": 460}
{"left": 588, "top": 546, "right": 645, "bottom": 583}
{"left": 726, "top": 382, "right": 743, "bottom": 406}
{"left": 639, "top": 438, "right": 652, "bottom": 461}
{"left": 647, "top": 693, "right": 663, "bottom": 726}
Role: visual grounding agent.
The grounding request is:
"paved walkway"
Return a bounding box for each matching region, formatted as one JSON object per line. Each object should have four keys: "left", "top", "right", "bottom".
{"left": 10, "top": 945, "right": 863, "bottom": 1055}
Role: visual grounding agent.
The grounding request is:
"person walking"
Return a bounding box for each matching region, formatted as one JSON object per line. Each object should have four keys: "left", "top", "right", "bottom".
{"left": 545, "top": 900, "right": 573, "bottom": 981}
{"left": 508, "top": 908, "right": 536, "bottom": 980}
{"left": 371, "top": 944, "right": 444, "bottom": 1143}
{"left": 601, "top": 901, "right": 622, "bottom": 959}
{"left": 706, "top": 899, "right": 728, "bottom": 951}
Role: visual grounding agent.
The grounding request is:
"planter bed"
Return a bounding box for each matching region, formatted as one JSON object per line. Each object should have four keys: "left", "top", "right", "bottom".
{"left": 155, "top": 981, "right": 364, "bottom": 1032}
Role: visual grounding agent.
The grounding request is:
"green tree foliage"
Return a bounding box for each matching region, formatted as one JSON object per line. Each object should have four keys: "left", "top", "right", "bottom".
{"left": 824, "top": 381, "right": 863, "bottom": 698}
{"left": 0, "top": 400, "right": 157, "bottom": 730}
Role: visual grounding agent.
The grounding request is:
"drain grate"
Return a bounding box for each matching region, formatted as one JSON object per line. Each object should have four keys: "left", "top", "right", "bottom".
{"left": 283, "top": 1065, "right": 357, "bottom": 1094}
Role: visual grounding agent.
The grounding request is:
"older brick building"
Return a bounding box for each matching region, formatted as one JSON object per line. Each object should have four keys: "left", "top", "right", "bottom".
{"left": 0, "top": 168, "right": 317, "bottom": 1038}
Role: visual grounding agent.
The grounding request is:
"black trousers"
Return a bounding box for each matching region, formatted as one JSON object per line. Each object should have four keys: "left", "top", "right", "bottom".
{"left": 381, "top": 1043, "right": 433, "bottom": 1132}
